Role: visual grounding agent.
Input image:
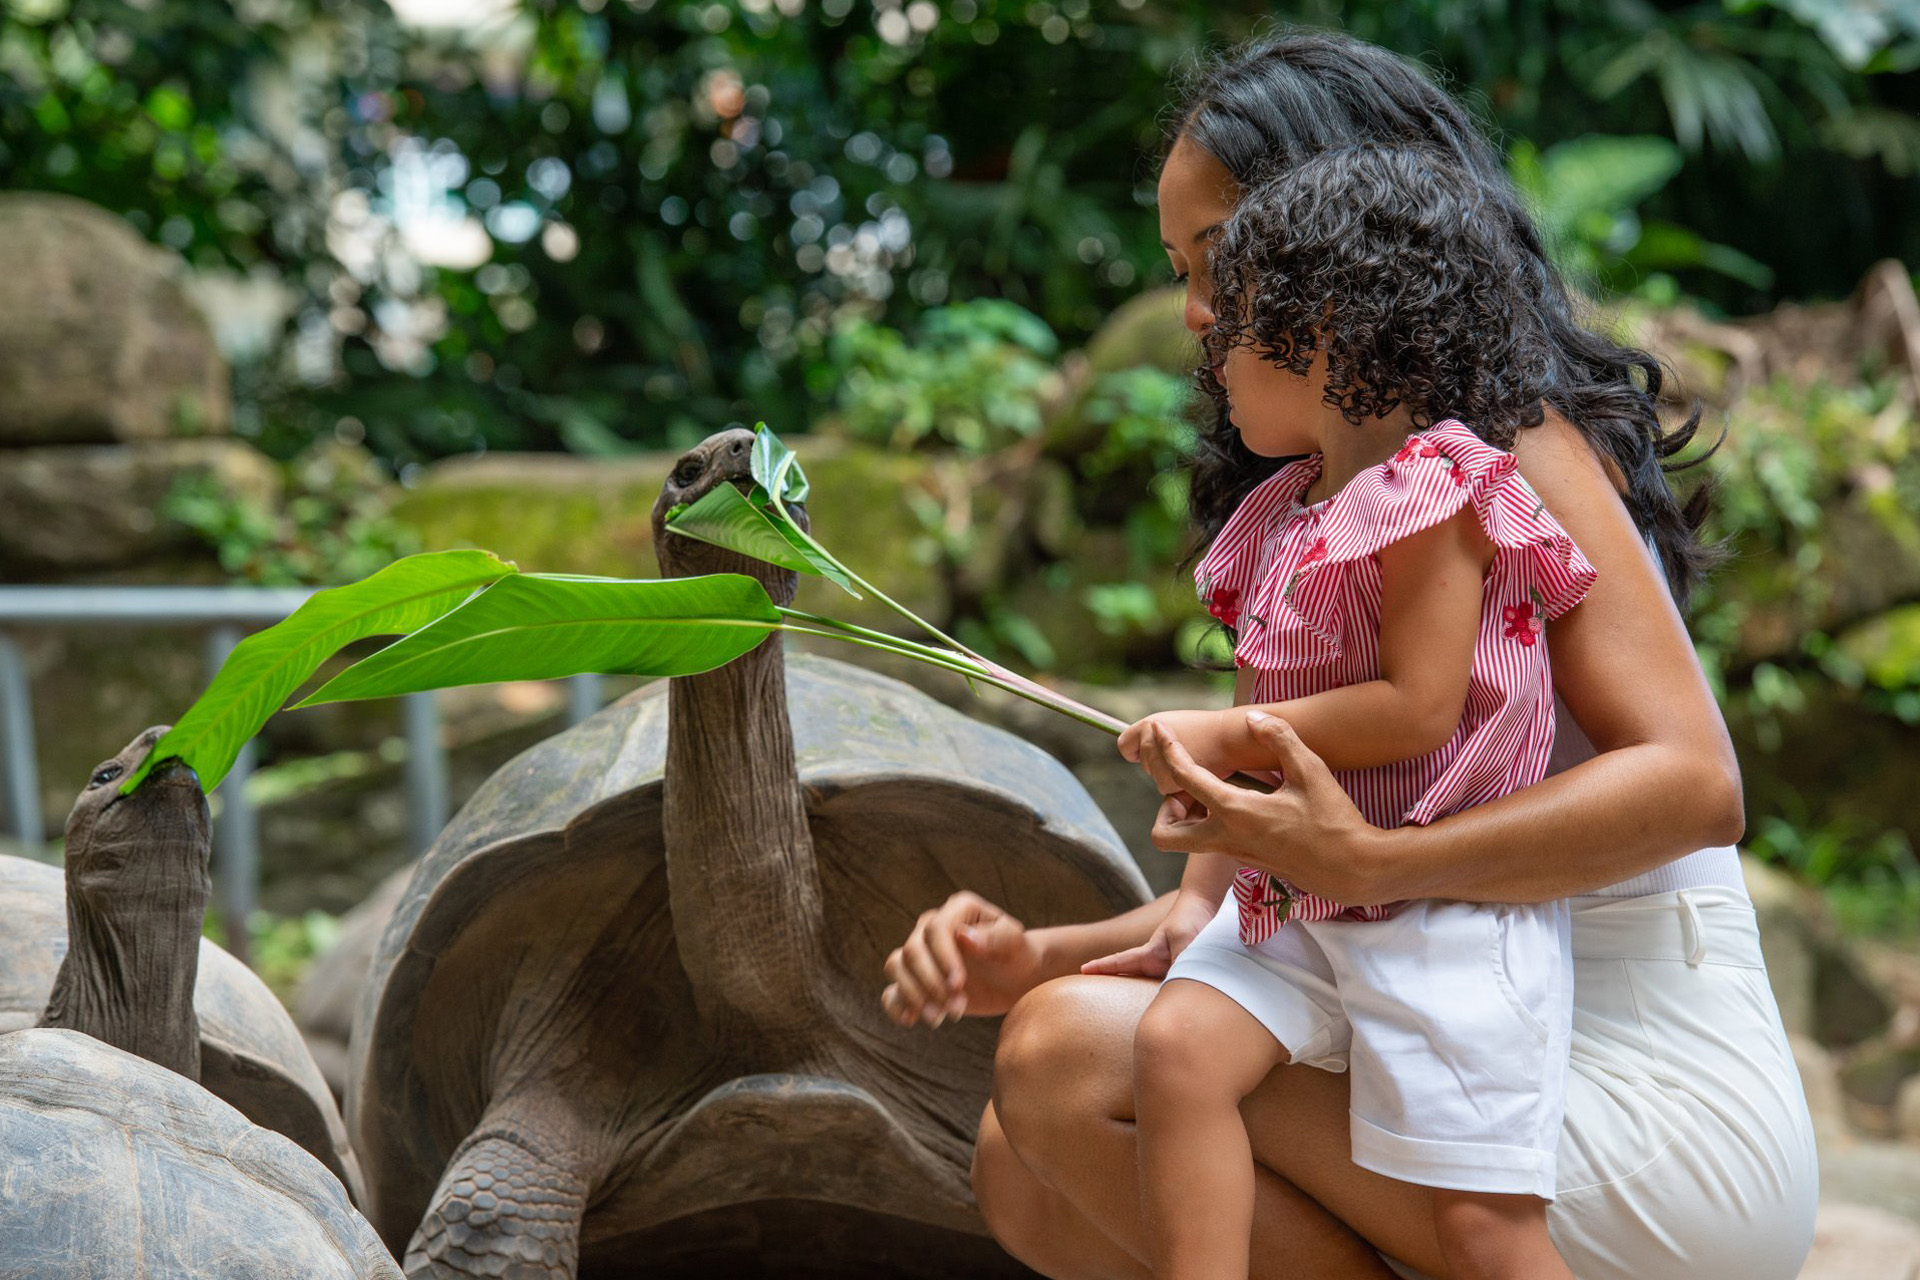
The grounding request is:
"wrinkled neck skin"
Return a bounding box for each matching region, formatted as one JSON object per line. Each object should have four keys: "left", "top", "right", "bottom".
{"left": 664, "top": 635, "right": 827, "bottom": 1045}
{"left": 41, "top": 851, "right": 208, "bottom": 1081}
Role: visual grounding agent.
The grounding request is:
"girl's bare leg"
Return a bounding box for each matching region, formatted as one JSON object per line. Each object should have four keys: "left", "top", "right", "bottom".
{"left": 986, "top": 975, "right": 1403, "bottom": 1280}
{"left": 1133, "top": 979, "right": 1288, "bottom": 1280}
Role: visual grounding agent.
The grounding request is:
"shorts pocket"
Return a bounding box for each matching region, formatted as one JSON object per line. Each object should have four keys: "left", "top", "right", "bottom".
{"left": 1488, "top": 905, "right": 1558, "bottom": 1045}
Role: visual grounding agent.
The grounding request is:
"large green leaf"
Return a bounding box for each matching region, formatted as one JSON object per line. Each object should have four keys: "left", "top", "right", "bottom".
{"left": 122, "top": 550, "right": 518, "bottom": 795}
{"left": 293, "top": 572, "right": 782, "bottom": 706}
{"left": 665, "top": 481, "right": 861, "bottom": 597}
{"left": 750, "top": 422, "right": 810, "bottom": 507}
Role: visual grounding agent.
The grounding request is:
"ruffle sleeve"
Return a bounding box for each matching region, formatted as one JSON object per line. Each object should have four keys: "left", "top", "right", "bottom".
{"left": 1237, "top": 420, "right": 1596, "bottom": 670}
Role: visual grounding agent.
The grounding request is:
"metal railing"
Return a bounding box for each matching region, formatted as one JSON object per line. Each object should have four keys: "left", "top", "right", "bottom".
{"left": 0, "top": 586, "right": 603, "bottom": 966}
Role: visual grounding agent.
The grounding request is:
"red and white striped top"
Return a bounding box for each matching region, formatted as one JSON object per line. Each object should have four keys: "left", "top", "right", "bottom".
{"left": 1195, "top": 421, "right": 1598, "bottom": 945}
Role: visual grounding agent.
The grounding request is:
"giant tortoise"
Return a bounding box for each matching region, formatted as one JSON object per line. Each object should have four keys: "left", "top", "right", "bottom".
{"left": 0, "top": 729, "right": 366, "bottom": 1204}
{"left": 0, "top": 1027, "right": 399, "bottom": 1278}
{"left": 347, "top": 428, "right": 1153, "bottom": 1277}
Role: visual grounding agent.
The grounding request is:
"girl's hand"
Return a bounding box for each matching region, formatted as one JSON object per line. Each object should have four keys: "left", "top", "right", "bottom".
{"left": 1080, "top": 889, "right": 1220, "bottom": 979}
{"left": 881, "top": 891, "right": 1043, "bottom": 1028}
{"left": 1118, "top": 709, "right": 1238, "bottom": 778}
{"left": 1137, "top": 713, "right": 1393, "bottom": 908}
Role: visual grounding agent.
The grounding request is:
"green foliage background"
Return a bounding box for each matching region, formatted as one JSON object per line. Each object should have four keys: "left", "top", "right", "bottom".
{"left": 4, "top": 0, "right": 1919, "bottom": 465}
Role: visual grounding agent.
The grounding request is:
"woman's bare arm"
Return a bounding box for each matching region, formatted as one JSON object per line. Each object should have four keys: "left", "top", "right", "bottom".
{"left": 1135, "top": 414, "right": 1745, "bottom": 906}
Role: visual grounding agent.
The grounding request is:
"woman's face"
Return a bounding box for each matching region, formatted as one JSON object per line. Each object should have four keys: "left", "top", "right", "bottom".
{"left": 1157, "top": 133, "right": 1327, "bottom": 458}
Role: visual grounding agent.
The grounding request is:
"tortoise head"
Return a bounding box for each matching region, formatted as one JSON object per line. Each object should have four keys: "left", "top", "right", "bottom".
{"left": 651, "top": 427, "right": 807, "bottom": 607}
{"left": 63, "top": 726, "right": 212, "bottom": 907}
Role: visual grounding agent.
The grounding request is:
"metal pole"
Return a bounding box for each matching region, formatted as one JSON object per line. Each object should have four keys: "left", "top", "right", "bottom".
{"left": 566, "top": 673, "right": 603, "bottom": 726}
{"left": 404, "top": 691, "right": 448, "bottom": 855}
{"left": 0, "top": 633, "right": 43, "bottom": 852}
{"left": 206, "top": 626, "right": 256, "bottom": 968}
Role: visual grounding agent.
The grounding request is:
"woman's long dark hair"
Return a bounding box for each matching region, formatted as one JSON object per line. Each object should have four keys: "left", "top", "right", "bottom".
{"left": 1170, "top": 30, "right": 1717, "bottom": 605}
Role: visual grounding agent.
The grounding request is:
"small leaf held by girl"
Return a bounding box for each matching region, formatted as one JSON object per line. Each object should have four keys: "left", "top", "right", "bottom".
{"left": 1092, "top": 143, "right": 1595, "bottom": 1280}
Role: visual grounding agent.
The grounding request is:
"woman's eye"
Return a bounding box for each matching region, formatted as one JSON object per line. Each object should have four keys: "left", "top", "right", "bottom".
{"left": 1174, "top": 272, "right": 1191, "bottom": 285}
{"left": 90, "top": 765, "right": 123, "bottom": 788}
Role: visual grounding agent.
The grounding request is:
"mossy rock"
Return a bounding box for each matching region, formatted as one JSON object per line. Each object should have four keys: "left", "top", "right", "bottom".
{"left": 390, "top": 439, "right": 947, "bottom": 633}
{"left": 1001, "top": 529, "right": 1206, "bottom": 681}
{"left": 1042, "top": 287, "right": 1195, "bottom": 459}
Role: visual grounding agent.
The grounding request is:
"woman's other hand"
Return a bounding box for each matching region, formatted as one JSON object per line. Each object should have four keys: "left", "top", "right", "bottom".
{"left": 882, "top": 891, "right": 1043, "bottom": 1028}
{"left": 1136, "top": 712, "right": 1389, "bottom": 907}
{"left": 1080, "top": 889, "right": 1218, "bottom": 979}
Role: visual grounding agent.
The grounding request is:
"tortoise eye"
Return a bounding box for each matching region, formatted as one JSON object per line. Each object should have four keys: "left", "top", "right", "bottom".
{"left": 89, "top": 764, "right": 123, "bottom": 789}
{"left": 672, "top": 460, "right": 704, "bottom": 488}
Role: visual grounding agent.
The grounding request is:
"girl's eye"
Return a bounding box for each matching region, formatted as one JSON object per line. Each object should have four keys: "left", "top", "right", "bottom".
{"left": 1173, "top": 272, "right": 1191, "bottom": 285}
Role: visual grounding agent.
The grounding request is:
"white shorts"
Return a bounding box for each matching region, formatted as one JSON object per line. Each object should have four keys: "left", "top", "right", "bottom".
{"left": 1167, "top": 894, "right": 1573, "bottom": 1200}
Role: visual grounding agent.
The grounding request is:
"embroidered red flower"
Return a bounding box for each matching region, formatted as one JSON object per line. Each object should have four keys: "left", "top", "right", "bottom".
{"left": 1503, "top": 602, "right": 1543, "bottom": 646}
{"left": 1300, "top": 537, "right": 1328, "bottom": 567}
{"left": 1393, "top": 439, "right": 1442, "bottom": 464}
{"left": 1207, "top": 586, "right": 1241, "bottom": 629}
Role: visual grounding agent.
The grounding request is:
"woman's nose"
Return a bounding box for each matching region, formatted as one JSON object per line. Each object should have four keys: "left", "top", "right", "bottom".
{"left": 1183, "top": 290, "right": 1214, "bottom": 336}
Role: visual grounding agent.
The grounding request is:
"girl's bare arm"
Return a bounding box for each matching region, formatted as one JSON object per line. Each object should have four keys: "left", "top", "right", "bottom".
{"left": 1119, "top": 507, "right": 1492, "bottom": 774}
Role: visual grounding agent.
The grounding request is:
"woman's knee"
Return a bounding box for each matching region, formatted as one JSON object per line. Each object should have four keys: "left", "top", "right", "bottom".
{"left": 993, "top": 975, "right": 1142, "bottom": 1146}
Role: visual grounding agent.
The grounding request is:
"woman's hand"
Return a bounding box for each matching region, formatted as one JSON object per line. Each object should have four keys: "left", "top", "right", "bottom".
{"left": 1136, "top": 712, "right": 1392, "bottom": 907}
{"left": 881, "top": 891, "right": 1044, "bottom": 1028}
{"left": 1080, "top": 888, "right": 1219, "bottom": 979}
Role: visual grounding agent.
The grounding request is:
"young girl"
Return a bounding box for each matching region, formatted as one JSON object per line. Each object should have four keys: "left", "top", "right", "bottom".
{"left": 1093, "top": 143, "right": 1595, "bottom": 1280}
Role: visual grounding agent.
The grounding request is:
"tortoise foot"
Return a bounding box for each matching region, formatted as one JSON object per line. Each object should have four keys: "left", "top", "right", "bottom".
{"left": 404, "top": 1130, "right": 587, "bottom": 1279}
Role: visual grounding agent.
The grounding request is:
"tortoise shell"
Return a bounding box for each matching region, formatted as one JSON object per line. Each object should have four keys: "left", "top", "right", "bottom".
{"left": 346, "top": 653, "right": 1151, "bottom": 1271}
{"left": 0, "top": 854, "right": 367, "bottom": 1205}
{"left": 0, "top": 1026, "right": 397, "bottom": 1277}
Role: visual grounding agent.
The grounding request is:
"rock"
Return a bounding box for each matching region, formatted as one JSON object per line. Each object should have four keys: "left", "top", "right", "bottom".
{"left": 0, "top": 439, "right": 280, "bottom": 578}
{"left": 1799, "top": 1202, "right": 1920, "bottom": 1280}
{"left": 1042, "top": 286, "right": 1195, "bottom": 458}
{"left": 1843, "top": 1040, "right": 1920, "bottom": 1115}
{"left": 1796, "top": 1035, "right": 1853, "bottom": 1147}
{"left": 0, "top": 192, "right": 230, "bottom": 444}
{"left": 1819, "top": 1141, "right": 1920, "bottom": 1229}
{"left": 1728, "top": 678, "right": 1920, "bottom": 894}
{"left": 1743, "top": 856, "right": 1893, "bottom": 1047}
{"left": 1896, "top": 1076, "right": 1920, "bottom": 1145}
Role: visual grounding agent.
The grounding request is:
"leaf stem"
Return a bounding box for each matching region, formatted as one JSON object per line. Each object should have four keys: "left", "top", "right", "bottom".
{"left": 773, "top": 623, "right": 1127, "bottom": 735}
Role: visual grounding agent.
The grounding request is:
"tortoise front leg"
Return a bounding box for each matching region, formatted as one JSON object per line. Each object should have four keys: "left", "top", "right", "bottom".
{"left": 403, "top": 1117, "right": 596, "bottom": 1279}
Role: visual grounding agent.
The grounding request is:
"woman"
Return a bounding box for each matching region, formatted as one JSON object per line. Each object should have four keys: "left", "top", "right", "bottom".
{"left": 880, "top": 30, "right": 1818, "bottom": 1280}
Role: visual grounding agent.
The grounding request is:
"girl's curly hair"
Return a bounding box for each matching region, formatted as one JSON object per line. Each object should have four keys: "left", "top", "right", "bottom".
{"left": 1169, "top": 30, "right": 1718, "bottom": 607}
{"left": 1203, "top": 144, "right": 1555, "bottom": 450}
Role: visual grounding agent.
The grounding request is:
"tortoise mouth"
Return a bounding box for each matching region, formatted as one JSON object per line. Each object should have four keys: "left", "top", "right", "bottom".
{"left": 104, "top": 755, "right": 200, "bottom": 812}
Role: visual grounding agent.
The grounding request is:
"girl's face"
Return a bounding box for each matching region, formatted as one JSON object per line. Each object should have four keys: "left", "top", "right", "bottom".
{"left": 1157, "top": 134, "right": 1327, "bottom": 458}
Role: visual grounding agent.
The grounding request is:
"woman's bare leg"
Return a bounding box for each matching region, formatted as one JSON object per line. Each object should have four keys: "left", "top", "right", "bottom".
{"left": 973, "top": 1101, "right": 1150, "bottom": 1280}
{"left": 986, "top": 975, "right": 1406, "bottom": 1280}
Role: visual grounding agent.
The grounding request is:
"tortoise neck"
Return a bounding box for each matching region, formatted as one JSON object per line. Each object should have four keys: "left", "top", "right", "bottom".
{"left": 41, "top": 866, "right": 205, "bottom": 1080}
{"left": 663, "top": 634, "right": 826, "bottom": 1037}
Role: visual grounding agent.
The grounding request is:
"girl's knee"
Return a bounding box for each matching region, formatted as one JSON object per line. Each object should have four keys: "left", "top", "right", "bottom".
{"left": 1133, "top": 981, "right": 1274, "bottom": 1107}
